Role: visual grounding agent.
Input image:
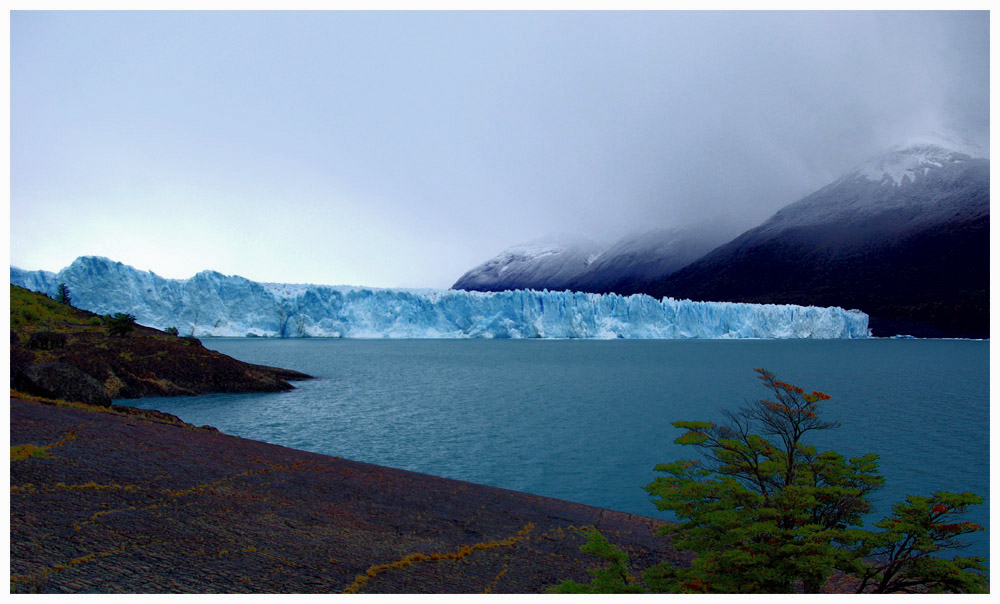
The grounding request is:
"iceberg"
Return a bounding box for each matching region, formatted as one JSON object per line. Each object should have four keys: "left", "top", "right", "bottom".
{"left": 10, "top": 256, "right": 870, "bottom": 339}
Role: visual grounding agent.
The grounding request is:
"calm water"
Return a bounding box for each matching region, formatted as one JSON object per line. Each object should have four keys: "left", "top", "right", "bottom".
{"left": 123, "top": 338, "right": 989, "bottom": 563}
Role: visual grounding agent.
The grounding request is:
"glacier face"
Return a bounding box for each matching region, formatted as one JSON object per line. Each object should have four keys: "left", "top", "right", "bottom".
{"left": 10, "top": 256, "right": 870, "bottom": 339}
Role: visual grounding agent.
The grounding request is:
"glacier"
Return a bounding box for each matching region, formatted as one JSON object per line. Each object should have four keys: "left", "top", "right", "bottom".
{"left": 10, "top": 256, "right": 870, "bottom": 339}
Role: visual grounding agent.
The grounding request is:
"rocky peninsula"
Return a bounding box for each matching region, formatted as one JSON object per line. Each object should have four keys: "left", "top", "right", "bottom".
{"left": 10, "top": 285, "right": 311, "bottom": 405}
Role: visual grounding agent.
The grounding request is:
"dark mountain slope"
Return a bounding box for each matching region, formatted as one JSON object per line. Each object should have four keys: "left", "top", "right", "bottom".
{"left": 649, "top": 143, "right": 989, "bottom": 338}
{"left": 452, "top": 224, "right": 733, "bottom": 295}
{"left": 563, "top": 224, "right": 734, "bottom": 296}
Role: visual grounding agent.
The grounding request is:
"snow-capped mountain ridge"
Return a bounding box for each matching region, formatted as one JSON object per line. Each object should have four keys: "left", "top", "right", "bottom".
{"left": 455, "top": 138, "right": 988, "bottom": 296}
{"left": 453, "top": 237, "right": 605, "bottom": 292}
{"left": 848, "top": 137, "right": 982, "bottom": 187}
{"left": 10, "top": 256, "right": 869, "bottom": 339}
{"left": 649, "top": 138, "right": 988, "bottom": 338}
{"left": 753, "top": 140, "right": 988, "bottom": 238}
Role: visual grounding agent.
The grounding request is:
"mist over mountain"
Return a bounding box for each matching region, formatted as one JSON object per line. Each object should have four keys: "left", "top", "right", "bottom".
{"left": 454, "top": 138, "right": 989, "bottom": 338}
{"left": 452, "top": 222, "right": 737, "bottom": 295}
{"left": 650, "top": 138, "right": 989, "bottom": 338}
{"left": 565, "top": 222, "right": 741, "bottom": 295}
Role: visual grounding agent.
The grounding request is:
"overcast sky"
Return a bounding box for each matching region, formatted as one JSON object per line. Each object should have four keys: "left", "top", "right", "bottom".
{"left": 10, "top": 10, "right": 989, "bottom": 289}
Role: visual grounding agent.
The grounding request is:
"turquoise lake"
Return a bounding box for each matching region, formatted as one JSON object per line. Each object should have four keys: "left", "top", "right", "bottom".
{"left": 122, "top": 338, "right": 990, "bottom": 564}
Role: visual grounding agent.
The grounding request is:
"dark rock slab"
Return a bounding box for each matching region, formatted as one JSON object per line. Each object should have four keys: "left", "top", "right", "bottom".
{"left": 27, "top": 331, "right": 68, "bottom": 351}
{"left": 10, "top": 397, "right": 684, "bottom": 594}
{"left": 22, "top": 362, "right": 112, "bottom": 407}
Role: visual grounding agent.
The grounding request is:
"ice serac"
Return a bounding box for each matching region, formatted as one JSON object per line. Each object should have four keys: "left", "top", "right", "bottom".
{"left": 10, "top": 256, "right": 870, "bottom": 339}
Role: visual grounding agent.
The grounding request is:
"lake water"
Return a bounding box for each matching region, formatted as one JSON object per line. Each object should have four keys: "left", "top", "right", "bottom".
{"left": 122, "top": 338, "right": 990, "bottom": 564}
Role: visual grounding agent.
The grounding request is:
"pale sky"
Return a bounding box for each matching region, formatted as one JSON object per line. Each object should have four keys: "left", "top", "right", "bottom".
{"left": 9, "top": 10, "right": 989, "bottom": 288}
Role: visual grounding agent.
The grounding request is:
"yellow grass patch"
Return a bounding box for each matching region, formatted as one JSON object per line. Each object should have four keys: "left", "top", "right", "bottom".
{"left": 342, "top": 523, "right": 535, "bottom": 594}
{"left": 10, "top": 444, "right": 51, "bottom": 461}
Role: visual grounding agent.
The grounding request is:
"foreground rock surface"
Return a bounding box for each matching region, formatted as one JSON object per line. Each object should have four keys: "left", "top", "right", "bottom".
{"left": 10, "top": 397, "right": 685, "bottom": 593}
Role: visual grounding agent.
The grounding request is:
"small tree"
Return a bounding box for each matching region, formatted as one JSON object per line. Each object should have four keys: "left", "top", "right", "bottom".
{"left": 164, "top": 326, "right": 179, "bottom": 336}
{"left": 642, "top": 369, "right": 884, "bottom": 593}
{"left": 55, "top": 283, "right": 72, "bottom": 307}
{"left": 552, "top": 530, "right": 646, "bottom": 594}
{"left": 106, "top": 313, "right": 137, "bottom": 337}
{"left": 845, "top": 492, "right": 987, "bottom": 593}
{"left": 554, "top": 369, "right": 986, "bottom": 594}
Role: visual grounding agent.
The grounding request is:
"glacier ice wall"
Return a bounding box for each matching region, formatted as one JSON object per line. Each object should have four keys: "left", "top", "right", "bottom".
{"left": 10, "top": 256, "right": 870, "bottom": 339}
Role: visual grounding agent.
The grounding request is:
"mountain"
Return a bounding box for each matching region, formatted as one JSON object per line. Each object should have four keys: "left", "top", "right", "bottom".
{"left": 648, "top": 137, "right": 989, "bottom": 338}
{"left": 565, "top": 223, "right": 736, "bottom": 295}
{"left": 10, "top": 256, "right": 870, "bottom": 339}
{"left": 452, "top": 237, "right": 604, "bottom": 292}
{"left": 452, "top": 224, "right": 733, "bottom": 294}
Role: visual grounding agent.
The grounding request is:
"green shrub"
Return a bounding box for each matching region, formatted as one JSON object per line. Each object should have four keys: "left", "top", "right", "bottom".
{"left": 106, "top": 313, "right": 137, "bottom": 337}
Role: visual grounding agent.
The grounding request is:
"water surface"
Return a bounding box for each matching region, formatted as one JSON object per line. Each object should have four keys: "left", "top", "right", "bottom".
{"left": 124, "top": 338, "right": 989, "bottom": 563}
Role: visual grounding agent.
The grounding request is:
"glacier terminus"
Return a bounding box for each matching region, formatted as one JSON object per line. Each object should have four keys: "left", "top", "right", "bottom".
{"left": 10, "top": 256, "right": 870, "bottom": 339}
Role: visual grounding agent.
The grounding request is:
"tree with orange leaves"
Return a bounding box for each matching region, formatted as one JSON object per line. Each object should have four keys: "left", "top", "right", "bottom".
{"left": 554, "top": 369, "right": 986, "bottom": 594}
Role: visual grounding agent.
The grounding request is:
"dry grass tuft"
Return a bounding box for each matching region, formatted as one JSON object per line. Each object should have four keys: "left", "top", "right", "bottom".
{"left": 343, "top": 523, "right": 535, "bottom": 593}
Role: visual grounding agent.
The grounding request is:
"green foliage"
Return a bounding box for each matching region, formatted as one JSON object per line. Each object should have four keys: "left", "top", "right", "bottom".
{"left": 15, "top": 307, "right": 41, "bottom": 326}
{"left": 561, "top": 369, "right": 987, "bottom": 594}
{"left": 106, "top": 313, "right": 137, "bottom": 337}
{"left": 845, "top": 491, "right": 988, "bottom": 593}
{"left": 639, "top": 369, "right": 883, "bottom": 592}
{"left": 10, "top": 285, "right": 82, "bottom": 329}
{"left": 88, "top": 317, "right": 104, "bottom": 326}
{"left": 550, "top": 530, "right": 647, "bottom": 593}
{"left": 164, "top": 326, "right": 179, "bottom": 336}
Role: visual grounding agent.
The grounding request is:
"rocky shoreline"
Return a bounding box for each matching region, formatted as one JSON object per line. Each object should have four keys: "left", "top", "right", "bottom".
{"left": 10, "top": 395, "right": 685, "bottom": 593}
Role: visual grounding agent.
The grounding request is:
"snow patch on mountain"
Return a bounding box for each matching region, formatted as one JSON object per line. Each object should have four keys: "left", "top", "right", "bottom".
{"left": 753, "top": 138, "right": 989, "bottom": 238}
{"left": 452, "top": 236, "right": 605, "bottom": 292}
{"left": 851, "top": 135, "right": 982, "bottom": 186}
